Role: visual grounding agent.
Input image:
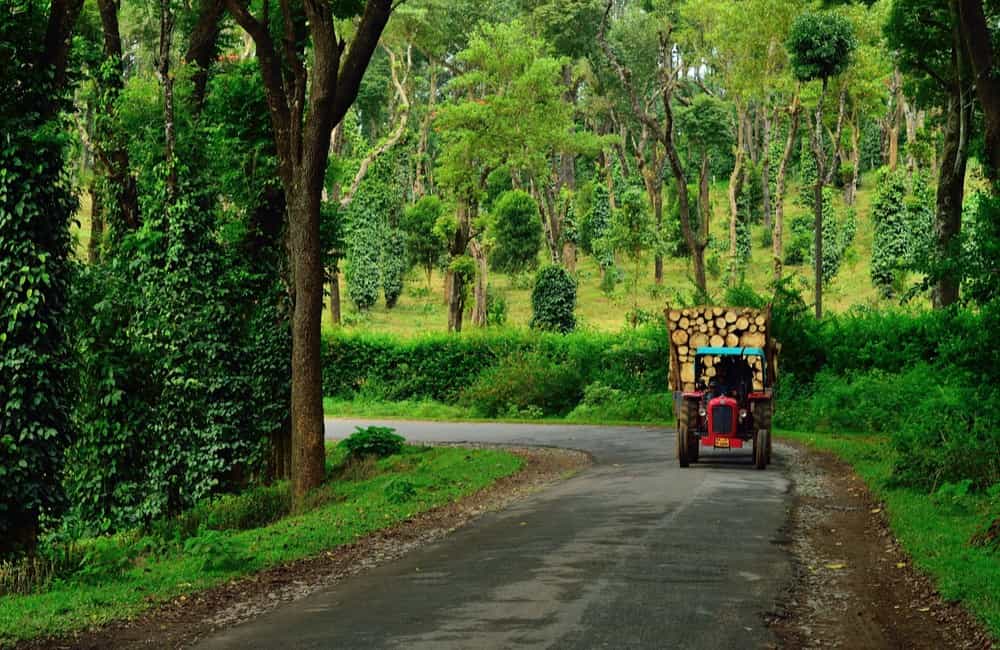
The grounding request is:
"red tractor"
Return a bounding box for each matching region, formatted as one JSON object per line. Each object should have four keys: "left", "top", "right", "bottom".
{"left": 666, "top": 306, "right": 778, "bottom": 469}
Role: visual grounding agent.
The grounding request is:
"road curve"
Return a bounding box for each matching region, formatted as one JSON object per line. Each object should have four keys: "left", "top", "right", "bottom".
{"left": 197, "top": 419, "right": 793, "bottom": 649}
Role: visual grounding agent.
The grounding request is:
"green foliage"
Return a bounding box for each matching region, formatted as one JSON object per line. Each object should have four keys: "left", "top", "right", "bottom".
{"left": 339, "top": 426, "right": 405, "bottom": 460}
{"left": 870, "top": 167, "right": 934, "bottom": 297}
{"left": 530, "top": 265, "right": 577, "bottom": 333}
{"left": 580, "top": 182, "right": 613, "bottom": 266}
{"left": 783, "top": 189, "right": 854, "bottom": 283}
{"left": 0, "top": 5, "right": 78, "bottom": 549}
{"left": 320, "top": 326, "right": 670, "bottom": 403}
{"left": 462, "top": 354, "right": 585, "bottom": 417}
{"left": 384, "top": 478, "right": 417, "bottom": 504}
{"left": 962, "top": 192, "right": 1000, "bottom": 304}
{"left": 870, "top": 167, "right": 910, "bottom": 296}
{"left": 402, "top": 196, "right": 448, "bottom": 285}
{"left": 489, "top": 190, "right": 543, "bottom": 274}
{"left": 183, "top": 529, "right": 247, "bottom": 573}
{"left": 786, "top": 11, "right": 857, "bottom": 82}
{"left": 784, "top": 213, "right": 814, "bottom": 265}
{"left": 596, "top": 187, "right": 658, "bottom": 323}
{"left": 485, "top": 285, "right": 508, "bottom": 326}
{"left": 565, "top": 383, "right": 673, "bottom": 424}
{"left": 381, "top": 228, "right": 407, "bottom": 308}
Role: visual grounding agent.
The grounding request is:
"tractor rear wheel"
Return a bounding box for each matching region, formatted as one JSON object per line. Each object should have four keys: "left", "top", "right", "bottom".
{"left": 677, "top": 399, "right": 699, "bottom": 467}
{"left": 753, "top": 428, "right": 769, "bottom": 470}
{"left": 755, "top": 401, "right": 773, "bottom": 464}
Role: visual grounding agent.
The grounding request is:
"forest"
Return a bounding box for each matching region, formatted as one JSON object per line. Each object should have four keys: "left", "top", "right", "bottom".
{"left": 2, "top": 0, "right": 1000, "bottom": 643}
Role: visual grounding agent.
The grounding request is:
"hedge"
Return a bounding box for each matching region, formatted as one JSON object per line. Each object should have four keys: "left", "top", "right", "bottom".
{"left": 321, "top": 325, "right": 670, "bottom": 403}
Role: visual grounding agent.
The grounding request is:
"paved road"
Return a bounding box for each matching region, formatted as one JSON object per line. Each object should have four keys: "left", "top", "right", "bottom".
{"left": 198, "top": 420, "right": 793, "bottom": 649}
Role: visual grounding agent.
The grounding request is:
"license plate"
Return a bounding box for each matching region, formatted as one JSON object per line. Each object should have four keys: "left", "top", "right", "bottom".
{"left": 714, "top": 437, "right": 730, "bottom": 448}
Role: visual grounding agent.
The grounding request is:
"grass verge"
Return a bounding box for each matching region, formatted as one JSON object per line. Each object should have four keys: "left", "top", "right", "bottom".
{"left": 323, "top": 396, "right": 674, "bottom": 427}
{"left": 0, "top": 444, "right": 522, "bottom": 644}
{"left": 779, "top": 429, "right": 1000, "bottom": 640}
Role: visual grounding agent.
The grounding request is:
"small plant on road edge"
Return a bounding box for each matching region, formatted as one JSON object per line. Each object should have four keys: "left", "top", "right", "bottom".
{"left": 340, "top": 426, "right": 405, "bottom": 460}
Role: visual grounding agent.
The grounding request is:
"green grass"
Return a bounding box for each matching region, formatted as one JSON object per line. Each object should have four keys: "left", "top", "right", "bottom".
{"left": 0, "top": 444, "right": 522, "bottom": 644}
{"left": 324, "top": 396, "right": 675, "bottom": 427}
{"left": 779, "top": 429, "right": 1000, "bottom": 640}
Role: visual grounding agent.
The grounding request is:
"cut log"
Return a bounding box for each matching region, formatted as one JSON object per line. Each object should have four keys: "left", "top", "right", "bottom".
{"left": 683, "top": 382, "right": 696, "bottom": 392}
{"left": 680, "top": 364, "right": 695, "bottom": 383}
{"left": 755, "top": 315, "right": 766, "bottom": 326}
{"left": 668, "top": 310, "right": 682, "bottom": 322}
{"left": 715, "top": 317, "right": 727, "bottom": 328}
{"left": 749, "top": 324, "right": 758, "bottom": 333}
{"left": 698, "top": 324, "right": 708, "bottom": 333}
{"left": 671, "top": 329, "right": 689, "bottom": 345}
{"left": 726, "top": 333, "right": 739, "bottom": 347}
{"left": 706, "top": 367, "right": 717, "bottom": 378}
{"left": 710, "top": 334, "right": 724, "bottom": 347}
{"left": 679, "top": 317, "right": 690, "bottom": 329}
{"left": 690, "top": 332, "right": 709, "bottom": 349}
{"left": 740, "top": 332, "right": 766, "bottom": 348}
{"left": 678, "top": 345, "right": 689, "bottom": 356}
{"left": 682, "top": 308, "right": 690, "bottom": 317}
{"left": 735, "top": 316, "right": 749, "bottom": 330}
{"left": 713, "top": 307, "right": 723, "bottom": 316}
{"left": 724, "top": 310, "right": 738, "bottom": 324}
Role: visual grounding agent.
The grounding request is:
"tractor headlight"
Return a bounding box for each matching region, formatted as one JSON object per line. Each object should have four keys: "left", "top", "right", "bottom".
{"left": 739, "top": 409, "right": 748, "bottom": 420}
{"left": 699, "top": 407, "right": 707, "bottom": 417}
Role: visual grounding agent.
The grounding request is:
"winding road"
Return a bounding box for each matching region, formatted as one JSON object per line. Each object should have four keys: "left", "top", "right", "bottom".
{"left": 198, "top": 420, "right": 793, "bottom": 649}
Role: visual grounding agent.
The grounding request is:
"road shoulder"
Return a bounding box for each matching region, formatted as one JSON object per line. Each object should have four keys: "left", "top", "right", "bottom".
{"left": 769, "top": 442, "right": 993, "bottom": 649}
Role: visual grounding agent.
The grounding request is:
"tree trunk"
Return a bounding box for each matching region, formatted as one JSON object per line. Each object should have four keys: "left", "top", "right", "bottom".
{"left": 957, "top": 0, "right": 1000, "bottom": 184}
{"left": 329, "top": 271, "right": 341, "bottom": 325}
{"left": 729, "top": 105, "right": 746, "bottom": 261}
{"left": 447, "top": 199, "right": 472, "bottom": 332}
{"left": 185, "top": 0, "right": 225, "bottom": 114}
{"left": 470, "top": 239, "right": 488, "bottom": 327}
{"left": 413, "top": 64, "right": 437, "bottom": 197}
{"left": 846, "top": 108, "right": 860, "bottom": 206}
{"left": 157, "top": 0, "right": 177, "bottom": 200}
{"left": 95, "top": 0, "right": 141, "bottom": 232}
{"left": 88, "top": 184, "right": 103, "bottom": 263}
{"left": 563, "top": 240, "right": 577, "bottom": 274}
{"left": 651, "top": 179, "right": 663, "bottom": 283}
{"left": 286, "top": 187, "right": 326, "bottom": 504}
{"left": 933, "top": 18, "right": 973, "bottom": 308}
{"left": 810, "top": 79, "right": 830, "bottom": 319}
{"left": 761, "top": 108, "right": 773, "bottom": 230}
{"left": 773, "top": 91, "right": 801, "bottom": 281}
{"left": 887, "top": 69, "right": 903, "bottom": 171}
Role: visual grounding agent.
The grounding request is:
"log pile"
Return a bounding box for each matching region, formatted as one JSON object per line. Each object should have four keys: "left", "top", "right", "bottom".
{"left": 665, "top": 305, "right": 770, "bottom": 392}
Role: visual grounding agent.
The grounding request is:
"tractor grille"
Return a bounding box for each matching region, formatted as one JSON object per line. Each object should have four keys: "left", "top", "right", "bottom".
{"left": 712, "top": 405, "right": 734, "bottom": 434}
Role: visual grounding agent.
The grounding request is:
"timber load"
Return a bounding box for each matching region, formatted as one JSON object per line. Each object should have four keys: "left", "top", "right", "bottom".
{"left": 665, "top": 304, "right": 778, "bottom": 393}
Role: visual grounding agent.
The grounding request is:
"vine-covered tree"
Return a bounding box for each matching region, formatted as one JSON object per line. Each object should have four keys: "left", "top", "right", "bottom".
{"left": 489, "top": 190, "right": 544, "bottom": 275}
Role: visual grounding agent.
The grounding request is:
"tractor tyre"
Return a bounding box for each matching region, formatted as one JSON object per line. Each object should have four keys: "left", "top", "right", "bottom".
{"left": 754, "top": 428, "right": 769, "bottom": 470}
{"left": 677, "top": 399, "right": 699, "bottom": 467}
{"left": 755, "top": 401, "right": 773, "bottom": 464}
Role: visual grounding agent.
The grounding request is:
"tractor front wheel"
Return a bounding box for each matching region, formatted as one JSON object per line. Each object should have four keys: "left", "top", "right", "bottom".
{"left": 753, "top": 428, "right": 770, "bottom": 470}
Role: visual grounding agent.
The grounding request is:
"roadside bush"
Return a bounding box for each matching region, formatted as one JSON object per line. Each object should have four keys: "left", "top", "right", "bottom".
{"left": 530, "top": 265, "right": 577, "bottom": 333}
{"left": 340, "top": 426, "right": 405, "bottom": 459}
{"left": 320, "top": 326, "right": 669, "bottom": 402}
{"left": 462, "top": 354, "right": 585, "bottom": 417}
{"left": 565, "top": 383, "right": 673, "bottom": 423}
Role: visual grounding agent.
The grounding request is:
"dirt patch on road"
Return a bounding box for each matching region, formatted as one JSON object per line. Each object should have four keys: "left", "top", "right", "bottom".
{"left": 24, "top": 445, "right": 590, "bottom": 650}
{"left": 769, "top": 442, "right": 994, "bottom": 650}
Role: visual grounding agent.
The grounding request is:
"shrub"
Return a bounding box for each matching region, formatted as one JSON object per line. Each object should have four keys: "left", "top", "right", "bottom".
{"left": 485, "top": 285, "right": 508, "bottom": 326}
{"left": 530, "top": 265, "right": 577, "bottom": 333}
{"left": 340, "top": 426, "right": 405, "bottom": 459}
{"left": 385, "top": 479, "right": 417, "bottom": 504}
{"left": 462, "top": 353, "right": 585, "bottom": 417}
{"left": 402, "top": 196, "right": 448, "bottom": 288}
{"left": 489, "top": 190, "right": 543, "bottom": 274}
{"left": 381, "top": 228, "right": 407, "bottom": 308}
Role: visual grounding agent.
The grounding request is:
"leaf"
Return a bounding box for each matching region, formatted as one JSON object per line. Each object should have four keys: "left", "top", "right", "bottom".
{"left": 825, "top": 563, "right": 846, "bottom": 570}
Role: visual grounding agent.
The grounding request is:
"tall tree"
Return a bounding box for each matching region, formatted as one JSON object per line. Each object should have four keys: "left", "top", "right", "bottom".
{"left": 224, "top": 0, "right": 395, "bottom": 505}
{"left": 599, "top": 0, "right": 711, "bottom": 295}
{"left": 957, "top": 0, "right": 1000, "bottom": 184}
{"left": 787, "top": 10, "right": 856, "bottom": 317}
{"left": 887, "top": 0, "right": 974, "bottom": 307}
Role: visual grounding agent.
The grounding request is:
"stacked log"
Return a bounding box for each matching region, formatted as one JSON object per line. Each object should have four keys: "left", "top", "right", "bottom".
{"left": 666, "top": 305, "right": 770, "bottom": 392}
